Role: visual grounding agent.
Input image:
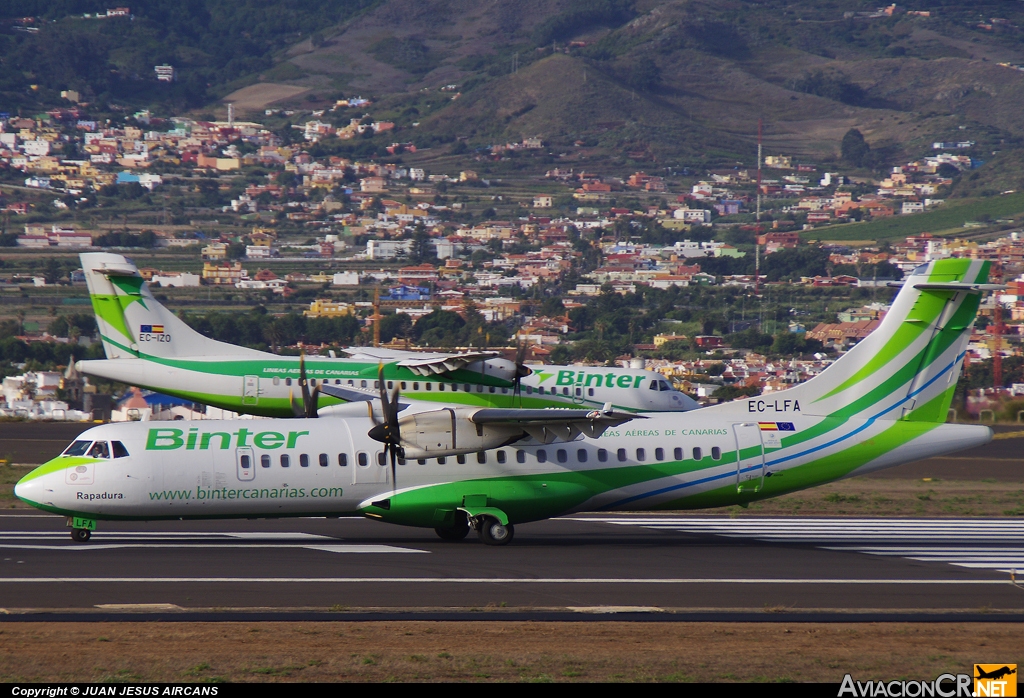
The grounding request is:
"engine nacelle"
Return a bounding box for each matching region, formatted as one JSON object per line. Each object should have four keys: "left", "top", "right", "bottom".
{"left": 398, "top": 407, "right": 523, "bottom": 458}
{"left": 462, "top": 358, "right": 521, "bottom": 384}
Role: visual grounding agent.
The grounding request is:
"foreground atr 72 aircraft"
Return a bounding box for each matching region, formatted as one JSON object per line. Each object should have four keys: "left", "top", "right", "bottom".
{"left": 77, "top": 253, "right": 696, "bottom": 414}
{"left": 18, "top": 259, "right": 993, "bottom": 545}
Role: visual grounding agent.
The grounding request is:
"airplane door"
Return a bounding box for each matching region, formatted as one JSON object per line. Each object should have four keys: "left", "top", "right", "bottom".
{"left": 732, "top": 423, "right": 764, "bottom": 493}
{"left": 236, "top": 447, "right": 255, "bottom": 482}
{"left": 242, "top": 375, "right": 259, "bottom": 406}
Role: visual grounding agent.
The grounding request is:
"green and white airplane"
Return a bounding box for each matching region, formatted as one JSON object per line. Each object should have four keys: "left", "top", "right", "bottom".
{"left": 18, "top": 258, "right": 994, "bottom": 545}
{"left": 77, "top": 253, "right": 697, "bottom": 415}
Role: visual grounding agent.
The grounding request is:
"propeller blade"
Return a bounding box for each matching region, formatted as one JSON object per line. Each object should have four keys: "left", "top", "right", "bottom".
{"left": 288, "top": 388, "right": 303, "bottom": 418}
{"left": 389, "top": 443, "right": 397, "bottom": 492}
{"left": 306, "top": 384, "right": 320, "bottom": 419}
{"left": 299, "top": 351, "right": 312, "bottom": 414}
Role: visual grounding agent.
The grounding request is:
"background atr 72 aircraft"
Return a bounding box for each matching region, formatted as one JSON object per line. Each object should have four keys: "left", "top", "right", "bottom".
{"left": 78, "top": 253, "right": 697, "bottom": 415}
{"left": 18, "top": 259, "right": 994, "bottom": 545}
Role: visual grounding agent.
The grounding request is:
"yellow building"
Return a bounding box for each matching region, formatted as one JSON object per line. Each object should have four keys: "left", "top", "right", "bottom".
{"left": 654, "top": 333, "right": 688, "bottom": 348}
{"left": 202, "top": 262, "right": 245, "bottom": 285}
{"left": 304, "top": 299, "right": 354, "bottom": 318}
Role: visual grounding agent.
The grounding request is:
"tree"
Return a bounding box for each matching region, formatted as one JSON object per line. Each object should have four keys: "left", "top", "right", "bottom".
{"left": 841, "top": 129, "right": 871, "bottom": 168}
{"left": 629, "top": 56, "right": 661, "bottom": 92}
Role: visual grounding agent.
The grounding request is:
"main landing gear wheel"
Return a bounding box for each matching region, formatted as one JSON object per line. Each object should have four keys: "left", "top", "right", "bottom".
{"left": 70, "top": 528, "right": 91, "bottom": 543}
{"left": 477, "top": 517, "right": 514, "bottom": 546}
{"left": 435, "top": 511, "right": 471, "bottom": 541}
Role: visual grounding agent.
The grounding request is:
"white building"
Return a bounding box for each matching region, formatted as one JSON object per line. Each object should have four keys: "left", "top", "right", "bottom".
{"left": 332, "top": 272, "right": 360, "bottom": 286}
{"left": 367, "top": 239, "right": 412, "bottom": 260}
{"left": 673, "top": 208, "right": 712, "bottom": 223}
{"left": 151, "top": 272, "right": 200, "bottom": 288}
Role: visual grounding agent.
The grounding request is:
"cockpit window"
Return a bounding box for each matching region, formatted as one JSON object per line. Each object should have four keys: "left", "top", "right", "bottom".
{"left": 658, "top": 381, "right": 672, "bottom": 391}
{"left": 63, "top": 440, "right": 92, "bottom": 457}
{"left": 87, "top": 441, "right": 110, "bottom": 459}
{"left": 111, "top": 441, "right": 130, "bottom": 458}
{"left": 649, "top": 380, "right": 659, "bottom": 390}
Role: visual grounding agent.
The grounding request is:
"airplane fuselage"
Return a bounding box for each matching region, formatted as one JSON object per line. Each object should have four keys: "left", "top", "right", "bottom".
{"left": 16, "top": 414, "right": 991, "bottom": 528}
{"left": 79, "top": 356, "right": 691, "bottom": 416}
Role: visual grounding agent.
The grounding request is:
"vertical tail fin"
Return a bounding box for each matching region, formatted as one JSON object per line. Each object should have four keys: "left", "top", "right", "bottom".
{"left": 710, "top": 258, "right": 992, "bottom": 423}
{"left": 81, "top": 252, "right": 263, "bottom": 359}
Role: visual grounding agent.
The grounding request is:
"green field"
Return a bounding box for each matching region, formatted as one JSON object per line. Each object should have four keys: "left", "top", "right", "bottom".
{"left": 803, "top": 192, "right": 1024, "bottom": 242}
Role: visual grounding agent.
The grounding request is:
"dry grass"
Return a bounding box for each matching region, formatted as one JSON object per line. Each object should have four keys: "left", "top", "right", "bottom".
{"left": 0, "top": 622, "right": 1019, "bottom": 683}
{"left": 721, "top": 478, "right": 1024, "bottom": 518}
{"left": 220, "top": 83, "right": 310, "bottom": 112}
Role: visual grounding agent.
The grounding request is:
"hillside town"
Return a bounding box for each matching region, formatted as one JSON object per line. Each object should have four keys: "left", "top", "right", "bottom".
{"left": 0, "top": 107, "right": 1019, "bottom": 422}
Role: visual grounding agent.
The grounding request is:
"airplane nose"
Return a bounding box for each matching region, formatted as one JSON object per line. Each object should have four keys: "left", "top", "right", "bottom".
{"left": 14, "top": 464, "right": 54, "bottom": 507}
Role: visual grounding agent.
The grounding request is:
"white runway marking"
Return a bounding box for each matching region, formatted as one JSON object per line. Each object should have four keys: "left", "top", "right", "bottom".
{"left": 0, "top": 531, "right": 425, "bottom": 554}
{"left": 575, "top": 517, "right": 1024, "bottom": 573}
{"left": 0, "top": 577, "right": 1014, "bottom": 585}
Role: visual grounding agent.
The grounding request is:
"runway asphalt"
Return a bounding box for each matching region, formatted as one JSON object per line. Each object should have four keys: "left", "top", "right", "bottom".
{"left": 1, "top": 512, "right": 1022, "bottom": 617}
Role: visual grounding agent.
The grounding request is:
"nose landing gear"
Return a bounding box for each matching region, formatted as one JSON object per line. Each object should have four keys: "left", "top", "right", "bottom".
{"left": 67, "top": 516, "right": 96, "bottom": 543}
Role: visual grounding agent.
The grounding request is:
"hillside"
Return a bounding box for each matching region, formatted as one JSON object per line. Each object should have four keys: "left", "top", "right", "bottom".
{"left": 9, "top": 1, "right": 1024, "bottom": 170}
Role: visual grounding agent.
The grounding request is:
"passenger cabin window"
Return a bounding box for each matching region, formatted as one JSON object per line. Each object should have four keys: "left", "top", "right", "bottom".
{"left": 537, "top": 449, "right": 547, "bottom": 463}
{"left": 674, "top": 447, "right": 683, "bottom": 460}
{"left": 598, "top": 449, "right": 608, "bottom": 462}
{"left": 299, "top": 454, "right": 310, "bottom": 467}
{"left": 636, "top": 448, "right": 646, "bottom": 461}
{"left": 425, "top": 383, "right": 432, "bottom": 391}
{"left": 417, "top": 459, "right": 426, "bottom": 465}
{"left": 617, "top": 448, "right": 627, "bottom": 462}
{"left": 319, "top": 453, "right": 329, "bottom": 467}
{"left": 62, "top": 440, "right": 89, "bottom": 457}
{"left": 338, "top": 454, "right": 348, "bottom": 467}
{"left": 692, "top": 447, "right": 702, "bottom": 461}
{"left": 588, "top": 388, "right": 594, "bottom": 397}
{"left": 240, "top": 455, "right": 251, "bottom": 470}
{"left": 437, "top": 456, "right": 446, "bottom": 464}
{"left": 413, "top": 382, "right": 419, "bottom": 390}
{"left": 357, "top": 452, "right": 368, "bottom": 466}
{"left": 112, "top": 441, "right": 129, "bottom": 459}
{"left": 557, "top": 449, "right": 568, "bottom": 463}
{"left": 280, "top": 454, "right": 290, "bottom": 468}
{"left": 273, "top": 377, "right": 280, "bottom": 386}
{"left": 457, "top": 455, "right": 466, "bottom": 464}
{"left": 577, "top": 449, "right": 588, "bottom": 463}
{"left": 711, "top": 447, "right": 722, "bottom": 460}
{"left": 516, "top": 450, "right": 526, "bottom": 464}
{"left": 286, "top": 378, "right": 292, "bottom": 386}
{"left": 377, "top": 452, "right": 387, "bottom": 466}
{"left": 261, "top": 455, "right": 271, "bottom": 468}
{"left": 655, "top": 448, "right": 664, "bottom": 461}
{"left": 496, "top": 450, "right": 507, "bottom": 464}
{"left": 387, "top": 381, "right": 394, "bottom": 389}
{"left": 476, "top": 452, "right": 486, "bottom": 464}
{"left": 88, "top": 441, "right": 110, "bottom": 459}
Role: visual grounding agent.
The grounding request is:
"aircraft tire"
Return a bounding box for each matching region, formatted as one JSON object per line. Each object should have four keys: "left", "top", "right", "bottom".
{"left": 435, "top": 511, "right": 470, "bottom": 541}
{"left": 478, "top": 517, "right": 514, "bottom": 546}
{"left": 70, "top": 528, "right": 91, "bottom": 543}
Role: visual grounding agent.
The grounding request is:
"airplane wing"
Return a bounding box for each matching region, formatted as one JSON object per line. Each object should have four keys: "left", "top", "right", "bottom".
{"left": 467, "top": 404, "right": 644, "bottom": 442}
{"left": 338, "top": 348, "right": 500, "bottom": 376}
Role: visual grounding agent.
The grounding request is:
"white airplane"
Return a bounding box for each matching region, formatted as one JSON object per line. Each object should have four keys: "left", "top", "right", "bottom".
{"left": 77, "top": 252, "right": 698, "bottom": 415}
{"left": 16, "top": 258, "right": 994, "bottom": 545}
